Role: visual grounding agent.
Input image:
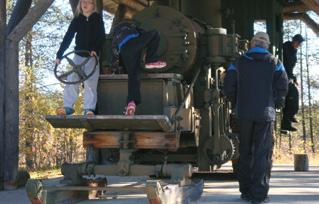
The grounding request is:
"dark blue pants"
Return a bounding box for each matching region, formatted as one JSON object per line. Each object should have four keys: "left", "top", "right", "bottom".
{"left": 120, "top": 30, "right": 160, "bottom": 104}
{"left": 238, "top": 120, "right": 274, "bottom": 201}
{"left": 282, "top": 82, "right": 299, "bottom": 126}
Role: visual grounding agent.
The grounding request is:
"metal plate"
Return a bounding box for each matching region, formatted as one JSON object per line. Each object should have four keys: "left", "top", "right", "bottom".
{"left": 46, "top": 115, "right": 173, "bottom": 132}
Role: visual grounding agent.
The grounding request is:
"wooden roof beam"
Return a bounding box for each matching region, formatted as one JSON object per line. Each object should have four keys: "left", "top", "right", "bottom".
{"left": 109, "top": 0, "right": 146, "bottom": 11}
{"left": 284, "top": 12, "right": 319, "bottom": 36}
{"left": 301, "top": 0, "right": 319, "bottom": 15}
{"left": 283, "top": 2, "right": 309, "bottom": 13}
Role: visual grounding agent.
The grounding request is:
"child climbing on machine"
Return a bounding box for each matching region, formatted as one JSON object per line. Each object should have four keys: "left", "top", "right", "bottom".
{"left": 111, "top": 3, "right": 167, "bottom": 116}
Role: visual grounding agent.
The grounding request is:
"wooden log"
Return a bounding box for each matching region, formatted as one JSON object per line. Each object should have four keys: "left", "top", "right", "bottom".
{"left": 26, "top": 179, "right": 88, "bottom": 204}
{"left": 294, "top": 154, "right": 309, "bottom": 172}
{"left": 83, "top": 131, "right": 179, "bottom": 150}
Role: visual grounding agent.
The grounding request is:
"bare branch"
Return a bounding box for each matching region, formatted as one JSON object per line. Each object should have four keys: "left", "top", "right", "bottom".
{"left": 284, "top": 13, "right": 319, "bottom": 36}
{"left": 7, "top": 0, "right": 54, "bottom": 43}
{"left": 7, "top": 0, "right": 32, "bottom": 34}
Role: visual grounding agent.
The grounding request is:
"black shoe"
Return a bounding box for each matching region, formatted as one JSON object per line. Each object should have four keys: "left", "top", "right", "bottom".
{"left": 281, "top": 124, "right": 298, "bottom": 132}
{"left": 241, "top": 194, "right": 252, "bottom": 202}
{"left": 251, "top": 197, "right": 270, "bottom": 204}
{"left": 290, "top": 117, "right": 299, "bottom": 123}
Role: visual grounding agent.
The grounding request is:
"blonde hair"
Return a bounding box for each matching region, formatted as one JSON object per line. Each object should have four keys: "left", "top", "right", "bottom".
{"left": 75, "top": 0, "right": 97, "bottom": 16}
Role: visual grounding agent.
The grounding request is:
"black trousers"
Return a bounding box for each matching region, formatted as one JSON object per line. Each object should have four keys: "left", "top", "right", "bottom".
{"left": 120, "top": 30, "right": 160, "bottom": 104}
{"left": 238, "top": 120, "right": 274, "bottom": 201}
{"left": 282, "top": 82, "right": 299, "bottom": 126}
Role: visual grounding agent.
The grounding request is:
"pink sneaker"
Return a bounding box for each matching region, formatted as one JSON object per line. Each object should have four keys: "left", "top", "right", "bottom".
{"left": 125, "top": 101, "right": 136, "bottom": 116}
{"left": 145, "top": 61, "right": 167, "bottom": 69}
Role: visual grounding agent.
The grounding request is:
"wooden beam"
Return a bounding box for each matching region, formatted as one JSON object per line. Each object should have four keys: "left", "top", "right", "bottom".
{"left": 83, "top": 131, "right": 179, "bottom": 150}
{"left": 301, "top": 0, "right": 319, "bottom": 15}
{"left": 103, "top": 0, "right": 147, "bottom": 14}
{"left": 283, "top": 2, "right": 309, "bottom": 13}
{"left": 284, "top": 12, "right": 319, "bottom": 36}
{"left": 7, "top": 0, "right": 55, "bottom": 42}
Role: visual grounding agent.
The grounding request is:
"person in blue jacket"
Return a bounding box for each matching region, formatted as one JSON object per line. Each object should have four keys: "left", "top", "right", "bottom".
{"left": 224, "top": 32, "right": 288, "bottom": 204}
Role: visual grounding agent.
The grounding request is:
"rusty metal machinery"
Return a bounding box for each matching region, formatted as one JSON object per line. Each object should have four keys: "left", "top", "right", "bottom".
{"left": 35, "top": 2, "right": 242, "bottom": 203}
{"left": 47, "top": 3, "right": 241, "bottom": 172}
{"left": 97, "top": 4, "right": 240, "bottom": 171}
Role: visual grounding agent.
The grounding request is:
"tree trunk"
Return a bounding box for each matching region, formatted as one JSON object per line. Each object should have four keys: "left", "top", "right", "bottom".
{"left": 3, "top": 39, "right": 19, "bottom": 190}
{"left": 0, "top": 0, "right": 6, "bottom": 191}
{"left": 7, "top": 0, "right": 32, "bottom": 34}
{"left": 1, "top": 0, "right": 54, "bottom": 189}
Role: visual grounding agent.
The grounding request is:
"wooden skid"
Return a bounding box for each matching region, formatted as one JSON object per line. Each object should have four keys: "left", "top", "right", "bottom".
{"left": 146, "top": 179, "right": 204, "bottom": 204}
{"left": 26, "top": 178, "right": 87, "bottom": 204}
{"left": 27, "top": 178, "right": 203, "bottom": 204}
{"left": 83, "top": 131, "right": 179, "bottom": 150}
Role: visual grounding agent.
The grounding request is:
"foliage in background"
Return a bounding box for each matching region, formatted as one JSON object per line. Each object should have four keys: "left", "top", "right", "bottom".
{"left": 18, "top": 2, "right": 85, "bottom": 171}
{"left": 17, "top": 1, "right": 113, "bottom": 171}
{"left": 274, "top": 17, "right": 319, "bottom": 163}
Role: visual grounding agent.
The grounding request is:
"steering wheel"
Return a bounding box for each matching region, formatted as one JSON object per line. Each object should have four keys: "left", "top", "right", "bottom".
{"left": 54, "top": 50, "right": 98, "bottom": 84}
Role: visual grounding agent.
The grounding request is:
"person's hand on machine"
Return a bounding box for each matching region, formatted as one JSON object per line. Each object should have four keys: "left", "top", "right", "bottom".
{"left": 90, "top": 51, "right": 97, "bottom": 57}
{"left": 55, "top": 58, "right": 61, "bottom": 65}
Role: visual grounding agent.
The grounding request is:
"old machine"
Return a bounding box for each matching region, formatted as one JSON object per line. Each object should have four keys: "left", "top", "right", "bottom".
{"left": 26, "top": 0, "right": 286, "bottom": 203}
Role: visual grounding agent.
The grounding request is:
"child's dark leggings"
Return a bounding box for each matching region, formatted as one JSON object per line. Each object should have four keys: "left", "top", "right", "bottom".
{"left": 120, "top": 30, "right": 160, "bottom": 105}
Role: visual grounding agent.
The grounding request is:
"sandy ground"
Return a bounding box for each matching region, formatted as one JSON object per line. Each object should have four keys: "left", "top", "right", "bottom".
{"left": 0, "top": 165, "right": 318, "bottom": 204}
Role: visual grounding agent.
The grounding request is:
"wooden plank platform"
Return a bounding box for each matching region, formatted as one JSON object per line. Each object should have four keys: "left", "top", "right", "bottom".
{"left": 46, "top": 115, "right": 173, "bottom": 132}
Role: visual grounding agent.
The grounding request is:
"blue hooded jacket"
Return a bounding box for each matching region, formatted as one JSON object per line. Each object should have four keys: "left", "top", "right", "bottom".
{"left": 224, "top": 47, "right": 288, "bottom": 121}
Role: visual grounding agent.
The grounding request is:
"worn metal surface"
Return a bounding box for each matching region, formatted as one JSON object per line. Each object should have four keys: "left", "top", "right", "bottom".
{"left": 61, "top": 162, "right": 192, "bottom": 180}
{"left": 46, "top": 115, "right": 173, "bottom": 132}
{"left": 133, "top": 5, "right": 200, "bottom": 76}
{"left": 97, "top": 74, "right": 184, "bottom": 116}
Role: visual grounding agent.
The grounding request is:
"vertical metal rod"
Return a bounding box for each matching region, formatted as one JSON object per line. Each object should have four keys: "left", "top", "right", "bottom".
{"left": 289, "top": 132, "right": 292, "bottom": 153}
{"left": 174, "top": 69, "right": 201, "bottom": 119}
{"left": 299, "top": 21, "right": 307, "bottom": 152}
{"left": 305, "top": 28, "right": 315, "bottom": 153}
